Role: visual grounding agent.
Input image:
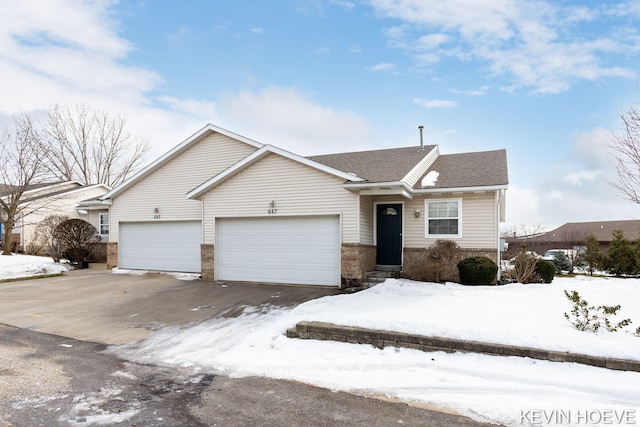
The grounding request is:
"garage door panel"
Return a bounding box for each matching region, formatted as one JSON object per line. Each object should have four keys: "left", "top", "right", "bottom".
{"left": 216, "top": 216, "right": 340, "bottom": 286}
{"left": 119, "top": 221, "right": 201, "bottom": 273}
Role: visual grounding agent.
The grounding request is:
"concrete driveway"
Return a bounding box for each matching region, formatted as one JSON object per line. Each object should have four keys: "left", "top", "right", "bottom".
{"left": 0, "top": 266, "right": 339, "bottom": 345}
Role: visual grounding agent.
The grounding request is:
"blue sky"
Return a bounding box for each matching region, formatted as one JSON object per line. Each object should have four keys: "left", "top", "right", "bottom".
{"left": 2, "top": 1, "right": 640, "bottom": 231}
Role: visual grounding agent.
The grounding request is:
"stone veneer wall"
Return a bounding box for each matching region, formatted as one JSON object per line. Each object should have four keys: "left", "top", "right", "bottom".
{"left": 341, "top": 243, "right": 376, "bottom": 287}
{"left": 201, "top": 244, "right": 215, "bottom": 281}
{"left": 106, "top": 242, "right": 118, "bottom": 269}
{"left": 403, "top": 247, "right": 498, "bottom": 281}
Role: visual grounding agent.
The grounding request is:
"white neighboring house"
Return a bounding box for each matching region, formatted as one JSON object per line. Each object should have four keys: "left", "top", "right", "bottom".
{"left": 0, "top": 181, "right": 111, "bottom": 252}
{"left": 101, "top": 124, "right": 509, "bottom": 288}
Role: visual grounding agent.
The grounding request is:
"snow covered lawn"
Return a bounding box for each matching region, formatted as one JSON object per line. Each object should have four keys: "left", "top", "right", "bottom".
{"left": 0, "top": 253, "right": 71, "bottom": 280}
{"left": 112, "top": 276, "right": 640, "bottom": 426}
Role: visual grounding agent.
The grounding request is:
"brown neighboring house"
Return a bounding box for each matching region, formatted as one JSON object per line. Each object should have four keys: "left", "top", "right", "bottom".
{"left": 505, "top": 220, "right": 640, "bottom": 258}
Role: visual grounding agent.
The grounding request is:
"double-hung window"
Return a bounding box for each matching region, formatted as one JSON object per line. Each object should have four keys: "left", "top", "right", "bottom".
{"left": 426, "top": 199, "right": 461, "bottom": 237}
{"left": 99, "top": 213, "right": 109, "bottom": 236}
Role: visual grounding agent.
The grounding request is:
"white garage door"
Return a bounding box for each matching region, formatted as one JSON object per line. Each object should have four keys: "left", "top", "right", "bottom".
{"left": 216, "top": 216, "right": 340, "bottom": 286}
{"left": 119, "top": 221, "right": 201, "bottom": 273}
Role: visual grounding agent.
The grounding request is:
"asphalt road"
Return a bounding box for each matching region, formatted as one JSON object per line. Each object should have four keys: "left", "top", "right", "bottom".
{"left": 0, "top": 268, "right": 500, "bottom": 426}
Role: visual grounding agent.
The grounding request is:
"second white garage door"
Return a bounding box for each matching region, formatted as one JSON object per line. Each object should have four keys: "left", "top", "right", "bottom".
{"left": 216, "top": 216, "right": 340, "bottom": 286}
{"left": 119, "top": 221, "right": 202, "bottom": 273}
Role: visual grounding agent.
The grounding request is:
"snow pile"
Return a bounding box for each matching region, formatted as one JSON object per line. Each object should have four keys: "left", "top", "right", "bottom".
{"left": 0, "top": 254, "right": 71, "bottom": 280}
{"left": 112, "top": 277, "right": 640, "bottom": 425}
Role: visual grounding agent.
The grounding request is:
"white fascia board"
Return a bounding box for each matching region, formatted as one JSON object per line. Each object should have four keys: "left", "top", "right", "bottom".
{"left": 343, "top": 180, "right": 407, "bottom": 190}
{"left": 57, "top": 183, "right": 112, "bottom": 197}
{"left": 413, "top": 184, "right": 508, "bottom": 195}
{"left": 359, "top": 188, "right": 414, "bottom": 199}
{"left": 343, "top": 181, "right": 414, "bottom": 199}
{"left": 186, "top": 144, "right": 366, "bottom": 200}
{"left": 401, "top": 145, "right": 440, "bottom": 186}
{"left": 23, "top": 180, "right": 83, "bottom": 196}
{"left": 101, "top": 123, "right": 264, "bottom": 200}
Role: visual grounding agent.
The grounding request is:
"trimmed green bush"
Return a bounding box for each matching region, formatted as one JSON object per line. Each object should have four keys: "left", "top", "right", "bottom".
{"left": 457, "top": 256, "right": 498, "bottom": 285}
{"left": 535, "top": 260, "right": 555, "bottom": 283}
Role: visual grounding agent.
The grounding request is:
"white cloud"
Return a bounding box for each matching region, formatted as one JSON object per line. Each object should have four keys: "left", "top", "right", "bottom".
{"left": 250, "top": 27, "right": 264, "bottom": 34}
{"left": 371, "top": 62, "right": 396, "bottom": 71}
{"left": 370, "top": 0, "right": 638, "bottom": 93}
{"left": 0, "top": 1, "right": 218, "bottom": 159}
{"left": 330, "top": 0, "right": 355, "bottom": 9}
{"left": 218, "top": 86, "right": 375, "bottom": 155}
{"left": 504, "top": 127, "right": 640, "bottom": 230}
{"left": 451, "top": 86, "right": 490, "bottom": 96}
{"left": 413, "top": 98, "right": 458, "bottom": 109}
{"left": 563, "top": 170, "right": 601, "bottom": 185}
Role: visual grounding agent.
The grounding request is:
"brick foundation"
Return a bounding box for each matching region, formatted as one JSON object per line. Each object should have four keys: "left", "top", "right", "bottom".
{"left": 106, "top": 242, "right": 118, "bottom": 269}
{"left": 403, "top": 247, "right": 498, "bottom": 282}
{"left": 201, "top": 244, "right": 215, "bottom": 281}
{"left": 341, "top": 244, "right": 376, "bottom": 287}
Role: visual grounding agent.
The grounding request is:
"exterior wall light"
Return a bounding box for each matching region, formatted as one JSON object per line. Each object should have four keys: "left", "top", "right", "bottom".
{"left": 415, "top": 209, "right": 421, "bottom": 218}
{"left": 153, "top": 207, "right": 159, "bottom": 214}
{"left": 269, "top": 200, "right": 276, "bottom": 208}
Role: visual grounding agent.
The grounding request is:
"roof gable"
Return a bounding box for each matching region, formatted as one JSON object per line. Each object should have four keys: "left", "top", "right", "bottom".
{"left": 102, "top": 124, "right": 263, "bottom": 200}
{"left": 187, "top": 145, "right": 365, "bottom": 199}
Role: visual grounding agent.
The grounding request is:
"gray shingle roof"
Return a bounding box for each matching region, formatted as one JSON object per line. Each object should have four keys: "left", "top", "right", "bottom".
{"left": 540, "top": 220, "right": 640, "bottom": 242}
{"left": 416, "top": 149, "right": 508, "bottom": 189}
{"left": 308, "top": 146, "right": 437, "bottom": 182}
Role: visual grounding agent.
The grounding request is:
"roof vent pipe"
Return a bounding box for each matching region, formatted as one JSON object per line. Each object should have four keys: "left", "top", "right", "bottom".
{"left": 418, "top": 125, "right": 424, "bottom": 151}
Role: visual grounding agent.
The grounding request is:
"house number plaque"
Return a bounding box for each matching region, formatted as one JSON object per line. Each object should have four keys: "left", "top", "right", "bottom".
{"left": 267, "top": 209, "right": 277, "bottom": 215}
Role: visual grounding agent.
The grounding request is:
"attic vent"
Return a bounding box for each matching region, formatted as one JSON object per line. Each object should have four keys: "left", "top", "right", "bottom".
{"left": 421, "top": 171, "right": 439, "bottom": 187}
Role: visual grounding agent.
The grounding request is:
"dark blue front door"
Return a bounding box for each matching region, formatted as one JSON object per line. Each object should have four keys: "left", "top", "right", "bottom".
{"left": 376, "top": 204, "right": 402, "bottom": 265}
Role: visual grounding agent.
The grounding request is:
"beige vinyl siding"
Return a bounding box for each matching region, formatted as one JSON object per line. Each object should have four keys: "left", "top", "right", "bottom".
{"left": 109, "top": 133, "right": 257, "bottom": 241}
{"left": 359, "top": 195, "right": 374, "bottom": 245}
{"left": 403, "top": 147, "right": 439, "bottom": 187}
{"left": 403, "top": 192, "right": 498, "bottom": 249}
{"left": 202, "top": 153, "right": 359, "bottom": 244}
{"left": 17, "top": 186, "right": 109, "bottom": 249}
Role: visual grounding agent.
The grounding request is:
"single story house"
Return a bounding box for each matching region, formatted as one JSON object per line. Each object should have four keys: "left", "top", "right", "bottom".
{"left": 101, "top": 124, "right": 508, "bottom": 288}
{"left": 506, "top": 220, "right": 640, "bottom": 257}
{"left": 0, "top": 181, "right": 111, "bottom": 252}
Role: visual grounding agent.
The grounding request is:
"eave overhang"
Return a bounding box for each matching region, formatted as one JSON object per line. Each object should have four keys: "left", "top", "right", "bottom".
{"left": 344, "top": 182, "right": 508, "bottom": 198}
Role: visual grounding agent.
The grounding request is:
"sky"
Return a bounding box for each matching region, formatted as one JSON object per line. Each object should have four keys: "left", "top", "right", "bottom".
{"left": 2, "top": 1, "right": 640, "bottom": 231}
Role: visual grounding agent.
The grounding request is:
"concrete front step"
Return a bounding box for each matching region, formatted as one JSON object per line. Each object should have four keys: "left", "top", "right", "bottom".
{"left": 360, "top": 268, "right": 402, "bottom": 288}
{"left": 287, "top": 321, "right": 640, "bottom": 373}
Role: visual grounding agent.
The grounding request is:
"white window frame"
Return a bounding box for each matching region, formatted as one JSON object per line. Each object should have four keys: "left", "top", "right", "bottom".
{"left": 425, "top": 198, "right": 462, "bottom": 238}
{"left": 99, "top": 213, "right": 109, "bottom": 236}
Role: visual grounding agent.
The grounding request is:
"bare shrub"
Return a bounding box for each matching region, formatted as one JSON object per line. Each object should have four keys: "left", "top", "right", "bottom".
{"left": 29, "top": 215, "right": 68, "bottom": 261}
{"left": 415, "top": 240, "right": 463, "bottom": 283}
{"left": 514, "top": 251, "right": 540, "bottom": 284}
{"left": 53, "top": 218, "right": 100, "bottom": 264}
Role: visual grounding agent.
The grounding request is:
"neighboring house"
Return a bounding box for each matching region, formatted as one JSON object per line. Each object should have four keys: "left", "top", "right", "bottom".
{"left": 523, "top": 220, "right": 640, "bottom": 255}
{"left": 102, "top": 124, "right": 508, "bottom": 288}
{"left": 0, "top": 181, "right": 111, "bottom": 252}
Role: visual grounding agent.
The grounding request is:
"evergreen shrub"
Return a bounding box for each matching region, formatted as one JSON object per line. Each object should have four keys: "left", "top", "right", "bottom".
{"left": 457, "top": 256, "right": 498, "bottom": 285}
{"left": 535, "top": 260, "right": 555, "bottom": 283}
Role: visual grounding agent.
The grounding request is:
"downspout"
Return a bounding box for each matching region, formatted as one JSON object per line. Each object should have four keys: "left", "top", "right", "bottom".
{"left": 496, "top": 190, "right": 501, "bottom": 282}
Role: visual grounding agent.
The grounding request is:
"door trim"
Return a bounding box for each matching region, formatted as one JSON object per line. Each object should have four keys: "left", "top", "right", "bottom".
{"left": 373, "top": 201, "right": 405, "bottom": 266}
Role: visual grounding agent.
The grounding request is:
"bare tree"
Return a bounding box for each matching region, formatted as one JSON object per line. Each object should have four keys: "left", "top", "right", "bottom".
{"left": 610, "top": 101, "right": 640, "bottom": 204}
{"left": 0, "top": 116, "right": 47, "bottom": 255}
{"left": 500, "top": 223, "right": 547, "bottom": 258}
{"left": 41, "top": 104, "right": 150, "bottom": 187}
